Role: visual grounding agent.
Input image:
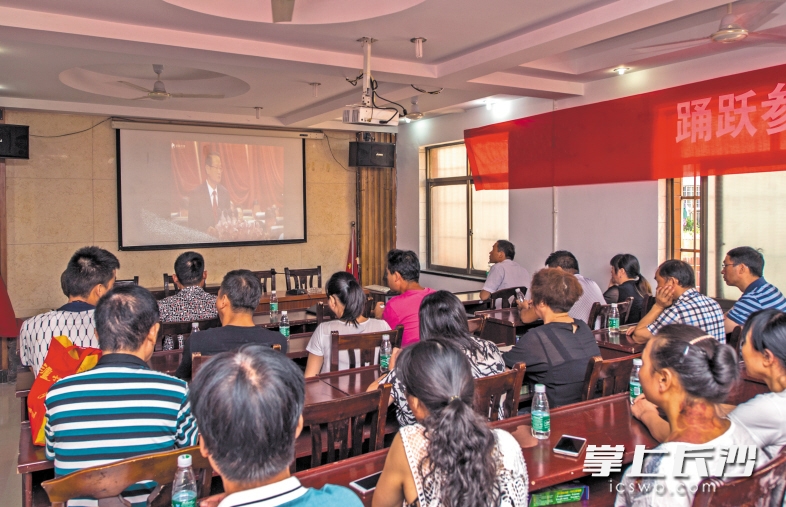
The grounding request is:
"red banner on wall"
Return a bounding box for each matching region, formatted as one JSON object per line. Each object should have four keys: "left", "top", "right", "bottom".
{"left": 465, "top": 62, "right": 786, "bottom": 190}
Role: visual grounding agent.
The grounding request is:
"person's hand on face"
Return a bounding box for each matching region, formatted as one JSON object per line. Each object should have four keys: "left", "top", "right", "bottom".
{"left": 655, "top": 282, "right": 675, "bottom": 309}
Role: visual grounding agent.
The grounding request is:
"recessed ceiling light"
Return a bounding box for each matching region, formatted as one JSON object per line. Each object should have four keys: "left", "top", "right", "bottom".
{"left": 613, "top": 67, "right": 630, "bottom": 75}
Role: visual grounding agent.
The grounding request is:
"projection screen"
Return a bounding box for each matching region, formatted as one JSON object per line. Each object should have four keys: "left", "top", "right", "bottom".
{"left": 116, "top": 123, "right": 306, "bottom": 250}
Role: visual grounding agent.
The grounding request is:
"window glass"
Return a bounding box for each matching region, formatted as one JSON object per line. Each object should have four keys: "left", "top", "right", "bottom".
{"left": 430, "top": 185, "right": 467, "bottom": 269}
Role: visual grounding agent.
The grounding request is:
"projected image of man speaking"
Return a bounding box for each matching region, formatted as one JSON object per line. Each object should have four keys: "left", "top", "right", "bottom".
{"left": 188, "top": 152, "right": 232, "bottom": 233}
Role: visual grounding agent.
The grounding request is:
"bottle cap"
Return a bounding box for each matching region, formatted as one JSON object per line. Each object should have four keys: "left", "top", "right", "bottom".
{"left": 177, "top": 454, "right": 192, "bottom": 467}
{"left": 534, "top": 384, "right": 546, "bottom": 393}
{"left": 382, "top": 334, "right": 390, "bottom": 340}
{"left": 633, "top": 358, "right": 643, "bottom": 366}
{"left": 272, "top": 290, "right": 276, "bottom": 294}
{"left": 611, "top": 303, "right": 617, "bottom": 307}
{"left": 281, "top": 310, "right": 287, "bottom": 315}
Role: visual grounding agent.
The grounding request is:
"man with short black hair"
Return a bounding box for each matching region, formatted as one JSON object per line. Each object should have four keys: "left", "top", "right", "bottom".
{"left": 722, "top": 246, "right": 786, "bottom": 333}
{"left": 45, "top": 284, "right": 198, "bottom": 506}
{"left": 373, "top": 249, "right": 434, "bottom": 348}
{"left": 480, "top": 240, "right": 531, "bottom": 303}
{"left": 628, "top": 259, "right": 725, "bottom": 343}
{"left": 158, "top": 251, "right": 217, "bottom": 322}
{"left": 191, "top": 346, "right": 362, "bottom": 507}
{"left": 175, "top": 269, "right": 286, "bottom": 379}
{"left": 544, "top": 250, "right": 605, "bottom": 324}
{"left": 20, "top": 246, "right": 119, "bottom": 375}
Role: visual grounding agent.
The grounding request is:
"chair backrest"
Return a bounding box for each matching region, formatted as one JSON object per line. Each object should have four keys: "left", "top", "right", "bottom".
{"left": 285, "top": 266, "right": 322, "bottom": 291}
{"left": 586, "top": 297, "right": 634, "bottom": 330}
{"left": 478, "top": 315, "right": 517, "bottom": 346}
{"left": 316, "top": 301, "right": 337, "bottom": 326}
{"left": 582, "top": 354, "right": 639, "bottom": 401}
{"left": 192, "top": 344, "right": 282, "bottom": 378}
{"left": 473, "top": 362, "right": 526, "bottom": 421}
{"left": 329, "top": 325, "right": 404, "bottom": 372}
{"left": 363, "top": 295, "right": 374, "bottom": 319}
{"left": 727, "top": 326, "right": 742, "bottom": 355}
{"left": 114, "top": 276, "right": 139, "bottom": 286}
{"left": 149, "top": 349, "right": 183, "bottom": 376}
{"left": 467, "top": 317, "right": 485, "bottom": 336}
{"left": 301, "top": 383, "right": 392, "bottom": 470}
{"left": 157, "top": 317, "right": 221, "bottom": 351}
{"left": 691, "top": 449, "right": 786, "bottom": 507}
{"left": 641, "top": 294, "right": 655, "bottom": 316}
{"left": 485, "top": 286, "right": 528, "bottom": 309}
{"left": 251, "top": 269, "right": 277, "bottom": 294}
{"left": 163, "top": 273, "right": 177, "bottom": 297}
{"left": 42, "top": 446, "right": 212, "bottom": 507}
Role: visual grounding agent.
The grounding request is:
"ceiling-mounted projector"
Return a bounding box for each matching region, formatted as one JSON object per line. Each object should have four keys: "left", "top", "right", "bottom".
{"left": 343, "top": 37, "right": 400, "bottom": 127}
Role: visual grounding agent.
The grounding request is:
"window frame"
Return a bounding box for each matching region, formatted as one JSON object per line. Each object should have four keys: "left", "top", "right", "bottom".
{"left": 666, "top": 176, "right": 711, "bottom": 296}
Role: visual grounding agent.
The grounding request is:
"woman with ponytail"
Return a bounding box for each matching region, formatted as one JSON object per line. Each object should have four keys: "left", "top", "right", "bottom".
{"left": 604, "top": 253, "right": 651, "bottom": 323}
{"left": 618, "top": 324, "right": 756, "bottom": 506}
{"left": 304, "top": 272, "right": 390, "bottom": 376}
{"left": 373, "top": 340, "right": 528, "bottom": 507}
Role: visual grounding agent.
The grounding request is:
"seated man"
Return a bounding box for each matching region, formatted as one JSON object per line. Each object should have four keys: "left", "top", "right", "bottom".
{"left": 191, "top": 346, "right": 362, "bottom": 507}
{"left": 629, "top": 259, "right": 725, "bottom": 344}
{"left": 544, "top": 250, "right": 605, "bottom": 325}
{"left": 158, "top": 251, "right": 217, "bottom": 323}
{"left": 374, "top": 249, "right": 434, "bottom": 348}
{"left": 722, "top": 246, "right": 786, "bottom": 333}
{"left": 480, "top": 239, "right": 531, "bottom": 304}
{"left": 45, "top": 284, "right": 198, "bottom": 506}
{"left": 20, "top": 246, "right": 119, "bottom": 375}
{"left": 175, "top": 269, "right": 286, "bottom": 379}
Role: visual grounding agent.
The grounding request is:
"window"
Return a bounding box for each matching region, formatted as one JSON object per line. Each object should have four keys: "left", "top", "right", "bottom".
{"left": 668, "top": 172, "right": 786, "bottom": 299}
{"left": 426, "top": 143, "right": 508, "bottom": 276}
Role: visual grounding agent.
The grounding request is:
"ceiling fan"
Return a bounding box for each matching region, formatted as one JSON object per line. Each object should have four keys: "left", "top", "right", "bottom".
{"left": 118, "top": 64, "right": 225, "bottom": 100}
{"left": 272, "top": 0, "right": 295, "bottom": 23}
{"left": 634, "top": 1, "right": 786, "bottom": 53}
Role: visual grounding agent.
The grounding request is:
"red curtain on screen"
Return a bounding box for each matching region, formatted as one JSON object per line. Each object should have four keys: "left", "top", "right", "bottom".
{"left": 170, "top": 142, "right": 285, "bottom": 211}
{"left": 466, "top": 62, "right": 786, "bottom": 190}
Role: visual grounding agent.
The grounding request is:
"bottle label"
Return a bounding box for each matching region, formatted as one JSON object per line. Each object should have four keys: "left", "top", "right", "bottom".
{"left": 380, "top": 354, "right": 390, "bottom": 371}
{"left": 532, "top": 411, "right": 550, "bottom": 433}
{"left": 172, "top": 490, "right": 197, "bottom": 507}
{"left": 608, "top": 317, "right": 620, "bottom": 330}
{"left": 270, "top": 302, "right": 278, "bottom": 312}
{"left": 630, "top": 381, "right": 642, "bottom": 402}
{"left": 279, "top": 326, "right": 290, "bottom": 338}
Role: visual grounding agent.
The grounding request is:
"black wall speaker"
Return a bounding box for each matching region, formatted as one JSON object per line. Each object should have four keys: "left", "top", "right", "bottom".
{"left": 348, "top": 142, "right": 395, "bottom": 168}
{"left": 0, "top": 124, "right": 29, "bottom": 159}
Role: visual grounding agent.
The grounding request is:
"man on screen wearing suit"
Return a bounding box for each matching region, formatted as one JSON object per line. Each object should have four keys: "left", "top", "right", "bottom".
{"left": 188, "top": 152, "right": 232, "bottom": 233}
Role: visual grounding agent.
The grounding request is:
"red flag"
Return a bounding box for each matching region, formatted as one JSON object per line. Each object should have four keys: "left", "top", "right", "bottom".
{"left": 346, "top": 223, "right": 359, "bottom": 280}
{"left": 0, "top": 275, "right": 18, "bottom": 337}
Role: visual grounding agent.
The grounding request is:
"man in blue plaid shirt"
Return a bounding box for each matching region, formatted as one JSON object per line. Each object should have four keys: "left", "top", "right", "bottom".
{"left": 628, "top": 259, "right": 725, "bottom": 344}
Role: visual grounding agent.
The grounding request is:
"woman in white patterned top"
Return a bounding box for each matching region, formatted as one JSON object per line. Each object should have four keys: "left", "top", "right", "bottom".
{"left": 373, "top": 340, "right": 528, "bottom": 507}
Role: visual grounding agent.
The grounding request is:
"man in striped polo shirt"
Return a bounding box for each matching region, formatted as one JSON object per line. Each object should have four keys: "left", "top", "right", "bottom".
{"left": 45, "top": 284, "right": 198, "bottom": 506}
{"left": 723, "top": 246, "right": 786, "bottom": 333}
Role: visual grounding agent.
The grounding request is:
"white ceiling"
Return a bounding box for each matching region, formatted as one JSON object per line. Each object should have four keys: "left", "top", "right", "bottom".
{"left": 0, "top": 0, "right": 785, "bottom": 129}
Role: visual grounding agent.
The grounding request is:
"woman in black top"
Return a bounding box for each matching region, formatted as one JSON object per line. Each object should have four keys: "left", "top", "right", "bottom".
{"left": 502, "top": 268, "right": 600, "bottom": 408}
{"left": 603, "top": 253, "right": 651, "bottom": 324}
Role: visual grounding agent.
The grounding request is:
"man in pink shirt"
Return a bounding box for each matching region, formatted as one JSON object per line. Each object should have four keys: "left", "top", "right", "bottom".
{"left": 374, "top": 249, "right": 434, "bottom": 348}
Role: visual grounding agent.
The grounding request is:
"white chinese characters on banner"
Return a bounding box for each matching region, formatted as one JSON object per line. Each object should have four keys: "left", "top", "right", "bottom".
{"left": 676, "top": 83, "right": 786, "bottom": 142}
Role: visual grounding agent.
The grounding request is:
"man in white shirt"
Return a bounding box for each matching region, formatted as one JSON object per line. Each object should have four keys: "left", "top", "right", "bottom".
{"left": 188, "top": 152, "right": 232, "bottom": 233}
{"left": 480, "top": 240, "right": 531, "bottom": 305}
{"left": 544, "top": 250, "right": 605, "bottom": 325}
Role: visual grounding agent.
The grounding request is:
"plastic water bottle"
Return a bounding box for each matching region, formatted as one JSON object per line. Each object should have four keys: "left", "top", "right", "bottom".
{"left": 630, "top": 358, "right": 643, "bottom": 404}
{"left": 162, "top": 336, "right": 174, "bottom": 351}
{"left": 171, "top": 454, "right": 197, "bottom": 507}
{"left": 608, "top": 303, "right": 620, "bottom": 340}
{"left": 531, "top": 384, "right": 550, "bottom": 439}
{"left": 279, "top": 310, "right": 290, "bottom": 338}
{"left": 270, "top": 290, "right": 279, "bottom": 323}
{"left": 380, "top": 334, "right": 392, "bottom": 373}
{"left": 177, "top": 334, "right": 184, "bottom": 349}
{"left": 515, "top": 288, "right": 526, "bottom": 305}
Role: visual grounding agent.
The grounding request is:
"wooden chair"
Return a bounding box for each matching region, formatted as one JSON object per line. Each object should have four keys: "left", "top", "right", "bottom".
{"left": 641, "top": 294, "right": 655, "bottom": 315}
{"left": 586, "top": 297, "right": 634, "bottom": 330}
{"left": 484, "top": 286, "right": 528, "bottom": 309}
{"left": 114, "top": 276, "right": 139, "bottom": 286}
{"left": 362, "top": 295, "right": 374, "bottom": 318}
{"left": 251, "top": 269, "right": 277, "bottom": 294}
{"left": 473, "top": 362, "right": 526, "bottom": 421}
{"left": 163, "top": 273, "right": 178, "bottom": 297}
{"left": 156, "top": 317, "right": 221, "bottom": 351}
{"left": 316, "top": 301, "right": 337, "bottom": 325}
{"left": 285, "top": 266, "right": 322, "bottom": 291}
{"left": 691, "top": 449, "right": 786, "bottom": 507}
{"left": 42, "top": 445, "right": 212, "bottom": 507}
{"left": 581, "top": 354, "right": 640, "bottom": 401}
{"left": 467, "top": 316, "right": 485, "bottom": 336}
{"left": 727, "top": 325, "right": 742, "bottom": 355}
{"left": 329, "top": 325, "right": 404, "bottom": 372}
{"left": 300, "top": 383, "right": 392, "bottom": 469}
{"left": 149, "top": 349, "right": 183, "bottom": 376}
{"left": 479, "top": 315, "right": 517, "bottom": 346}
{"left": 192, "top": 344, "right": 282, "bottom": 378}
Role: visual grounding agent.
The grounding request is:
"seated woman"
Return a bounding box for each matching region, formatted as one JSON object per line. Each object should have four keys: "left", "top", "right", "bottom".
{"left": 633, "top": 310, "right": 786, "bottom": 465}
{"left": 371, "top": 290, "right": 505, "bottom": 426}
{"left": 304, "top": 271, "right": 390, "bottom": 376}
{"left": 503, "top": 268, "right": 601, "bottom": 408}
{"left": 603, "top": 253, "right": 651, "bottom": 323}
{"left": 373, "top": 340, "right": 528, "bottom": 507}
{"left": 617, "top": 324, "right": 756, "bottom": 507}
